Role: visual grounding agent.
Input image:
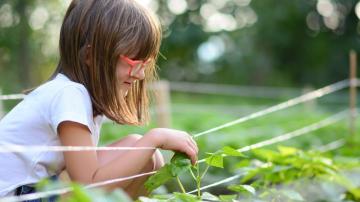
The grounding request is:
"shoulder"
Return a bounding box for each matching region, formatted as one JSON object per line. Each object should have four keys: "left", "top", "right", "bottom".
{"left": 29, "top": 74, "right": 91, "bottom": 103}
{"left": 38, "top": 74, "right": 96, "bottom": 134}
{"left": 25, "top": 74, "right": 94, "bottom": 121}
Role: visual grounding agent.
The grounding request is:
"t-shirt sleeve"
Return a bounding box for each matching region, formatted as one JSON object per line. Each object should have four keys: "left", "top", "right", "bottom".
{"left": 49, "top": 85, "right": 94, "bottom": 134}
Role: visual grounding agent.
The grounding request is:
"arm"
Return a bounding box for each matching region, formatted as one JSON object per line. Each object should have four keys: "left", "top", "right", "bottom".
{"left": 58, "top": 121, "right": 198, "bottom": 190}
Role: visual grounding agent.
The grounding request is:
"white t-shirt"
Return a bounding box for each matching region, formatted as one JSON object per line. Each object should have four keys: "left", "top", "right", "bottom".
{"left": 0, "top": 73, "right": 103, "bottom": 196}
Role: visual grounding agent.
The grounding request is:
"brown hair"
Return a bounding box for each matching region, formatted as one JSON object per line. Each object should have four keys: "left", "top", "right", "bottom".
{"left": 51, "top": 0, "right": 162, "bottom": 125}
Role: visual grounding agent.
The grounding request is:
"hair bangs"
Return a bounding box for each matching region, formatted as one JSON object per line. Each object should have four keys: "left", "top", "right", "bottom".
{"left": 118, "top": 4, "right": 161, "bottom": 61}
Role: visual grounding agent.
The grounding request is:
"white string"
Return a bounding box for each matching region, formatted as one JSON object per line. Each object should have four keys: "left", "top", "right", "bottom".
{"left": 316, "top": 138, "right": 346, "bottom": 153}
{"left": 0, "top": 94, "right": 25, "bottom": 100}
{"left": 187, "top": 174, "right": 243, "bottom": 194}
{"left": 169, "top": 82, "right": 301, "bottom": 98}
{"left": 0, "top": 171, "right": 156, "bottom": 202}
{"left": 84, "top": 171, "right": 156, "bottom": 189}
{"left": 0, "top": 145, "right": 156, "bottom": 153}
{"left": 193, "top": 80, "right": 350, "bottom": 138}
{"left": 170, "top": 79, "right": 358, "bottom": 100}
{"left": 197, "top": 110, "right": 347, "bottom": 164}
{"left": 1, "top": 78, "right": 359, "bottom": 101}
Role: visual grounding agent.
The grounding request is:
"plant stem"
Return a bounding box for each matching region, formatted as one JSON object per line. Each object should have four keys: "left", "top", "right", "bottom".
{"left": 176, "top": 176, "right": 186, "bottom": 193}
{"left": 200, "top": 165, "right": 210, "bottom": 179}
{"left": 196, "top": 163, "right": 201, "bottom": 198}
{"left": 189, "top": 167, "right": 197, "bottom": 180}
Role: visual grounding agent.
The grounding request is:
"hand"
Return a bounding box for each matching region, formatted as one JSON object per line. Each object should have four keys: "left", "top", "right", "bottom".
{"left": 145, "top": 128, "right": 198, "bottom": 165}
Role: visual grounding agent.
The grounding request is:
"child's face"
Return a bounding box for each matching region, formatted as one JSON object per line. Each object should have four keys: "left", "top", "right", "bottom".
{"left": 116, "top": 54, "right": 146, "bottom": 96}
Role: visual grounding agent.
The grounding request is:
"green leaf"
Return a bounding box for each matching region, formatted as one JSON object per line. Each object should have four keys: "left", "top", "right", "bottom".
{"left": 277, "top": 145, "right": 298, "bottom": 156}
{"left": 219, "top": 194, "right": 237, "bottom": 202}
{"left": 173, "top": 192, "right": 201, "bottom": 202}
{"left": 228, "top": 184, "right": 256, "bottom": 195}
{"left": 201, "top": 192, "right": 219, "bottom": 201}
{"left": 171, "top": 152, "right": 191, "bottom": 166}
{"left": 205, "top": 153, "right": 224, "bottom": 168}
{"left": 107, "top": 189, "right": 133, "bottom": 202}
{"left": 145, "top": 152, "right": 192, "bottom": 193}
{"left": 144, "top": 164, "right": 172, "bottom": 192}
{"left": 137, "top": 196, "right": 164, "bottom": 202}
{"left": 169, "top": 152, "right": 192, "bottom": 176}
{"left": 151, "top": 194, "right": 173, "bottom": 200}
{"left": 281, "top": 190, "right": 304, "bottom": 201}
{"left": 234, "top": 159, "right": 250, "bottom": 168}
{"left": 241, "top": 167, "right": 263, "bottom": 183}
{"left": 67, "top": 184, "right": 92, "bottom": 202}
{"left": 222, "top": 146, "right": 247, "bottom": 157}
{"left": 252, "top": 149, "right": 280, "bottom": 162}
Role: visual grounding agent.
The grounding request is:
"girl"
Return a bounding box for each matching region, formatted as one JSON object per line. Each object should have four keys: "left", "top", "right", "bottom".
{"left": 0, "top": 0, "right": 198, "bottom": 200}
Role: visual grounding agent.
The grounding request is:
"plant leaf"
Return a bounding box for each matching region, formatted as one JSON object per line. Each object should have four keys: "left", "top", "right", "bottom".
{"left": 228, "top": 184, "right": 256, "bottom": 195}
{"left": 67, "top": 184, "right": 92, "bottom": 202}
{"left": 281, "top": 189, "right": 304, "bottom": 201}
{"left": 145, "top": 152, "right": 192, "bottom": 192}
{"left": 219, "top": 194, "right": 237, "bottom": 202}
{"left": 205, "top": 153, "right": 224, "bottom": 168}
{"left": 222, "top": 146, "right": 247, "bottom": 157}
{"left": 201, "top": 192, "right": 219, "bottom": 201}
{"left": 252, "top": 149, "right": 280, "bottom": 162}
{"left": 169, "top": 152, "right": 192, "bottom": 176}
{"left": 138, "top": 196, "right": 164, "bottom": 202}
{"left": 277, "top": 145, "right": 298, "bottom": 156}
{"left": 173, "top": 192, "right": 201, "bottom": 202}
{"left": 144, "top": 164, "right": 172, "bottom": 192}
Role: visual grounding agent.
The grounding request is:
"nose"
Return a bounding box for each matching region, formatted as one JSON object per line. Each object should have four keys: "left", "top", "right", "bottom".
{"left": 131, "top": 67, "right": 145, "bottom": 81}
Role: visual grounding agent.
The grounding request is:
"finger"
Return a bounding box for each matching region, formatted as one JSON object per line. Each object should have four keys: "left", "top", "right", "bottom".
{"left": 190, "top": 136, "right": 197, "bottom": 147}
{"left": 187, "top": 140, "right": 198, "bottom": 155}
{"left": 184, "top": 146, "right": 197, "bottom": 165}
{"left": 188, "top": 136, "right": 198, "bottom": 153}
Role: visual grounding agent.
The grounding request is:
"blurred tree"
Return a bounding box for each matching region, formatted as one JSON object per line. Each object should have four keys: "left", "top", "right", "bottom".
{"left": 0, "top": 0, "right": 359, "bottom": 96}
{"left": 156, "top": 0, "right": 360, "bottom": 87}
{"left": 0, "top": 0, "right": 65, "bottom": 94}
{"left": 0, "top": 0, "right": 34, "bottom": 92}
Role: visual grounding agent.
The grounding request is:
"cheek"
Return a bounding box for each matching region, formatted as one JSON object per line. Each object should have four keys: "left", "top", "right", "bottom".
{"left": 116, "top": 63, "right": 129, "bottom": 82}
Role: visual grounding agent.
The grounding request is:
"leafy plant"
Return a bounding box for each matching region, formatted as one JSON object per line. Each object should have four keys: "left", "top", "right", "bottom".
{"left": 144, "top": 146, "right": 247, "bottom": 201}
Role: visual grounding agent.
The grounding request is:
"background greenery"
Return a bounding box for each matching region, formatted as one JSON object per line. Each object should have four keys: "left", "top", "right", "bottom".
{"left": 1, "top": 0, "right": 360, "bottom": 93}
{"left": 1, "top": 0, "right": 360, "bottom": 201}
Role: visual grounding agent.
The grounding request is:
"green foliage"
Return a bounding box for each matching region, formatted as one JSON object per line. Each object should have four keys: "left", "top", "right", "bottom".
{"left": 234, "top": 145, "right": 360, "bottom": 200}
{"left": 205, "top": 146, "right": 247, "bottom": 168}
{"left": 205, "top": 152, "right": 224, "bottom": 168}
{"left": 64, "top": 184, "right": 92, "bottom": 202}
{"left": 243, "top": 146, "right": 340, "bottom": 185}
{"left": 55, "top": 184, "right": 132, "bottom": 202}
{"left": 39, "top": 181, "right": 132, "bottom": 202}
{"left": 227, "top": 184, "right": 256, "bottom": 195}
{"left": 222, "top": 146, "right": 247, "bottom": 157}
{"left": 169, "top": 153, "right": 192, "bottom": 177}
{"left": 2, "top": 0, "right": 359, "bottom": 96}
{"left": 145, "top": 152, "right": 192, "bottom": 193}
{"left": 218, "top": 194, "right": 237, "bottom": 202}
{"left": 258, "top": 188, "right": 305, "bottom": 202}
{"left": 143, "top": 146, "right": 249, "bottom": 201}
